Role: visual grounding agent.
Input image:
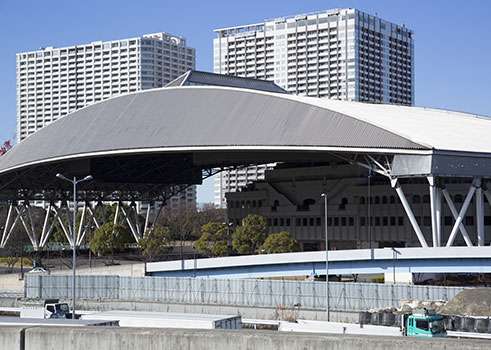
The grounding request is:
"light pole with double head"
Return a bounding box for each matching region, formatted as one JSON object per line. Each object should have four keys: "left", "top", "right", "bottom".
{"left": 321, "top": 193, "right": 329, "bottom": 322}
{"left": 56, "top": 173, "right": 92, "bottom": 320}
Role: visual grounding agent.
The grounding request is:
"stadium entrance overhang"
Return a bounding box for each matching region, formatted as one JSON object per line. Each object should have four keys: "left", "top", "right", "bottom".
{"left": 0, "top": 86, "right": 489, "bottom": 251}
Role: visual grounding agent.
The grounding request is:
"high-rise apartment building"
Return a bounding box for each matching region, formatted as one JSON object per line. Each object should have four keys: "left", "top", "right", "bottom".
{"left": 16, "top": 32, "right": 196, "bottom": 209}
{"left": 214, "top": 8, "right": 413, "bottom": 104}
{"left": 213, "top": 8, "right": 414, "bottom": 208}
{"left": 16, "top": 32, "right": 195, "bottom": 141}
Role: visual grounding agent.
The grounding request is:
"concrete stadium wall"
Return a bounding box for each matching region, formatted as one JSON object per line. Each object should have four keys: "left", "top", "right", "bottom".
{"left": 0, "top": 326, "right": 489, "bottom": 350}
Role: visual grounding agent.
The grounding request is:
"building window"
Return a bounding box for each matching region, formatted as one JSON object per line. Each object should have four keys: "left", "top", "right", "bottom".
{"left": 339, "top": 197, "right": 348, "bottom": 210}
{"left": 413, "top": 195, "right": 421, "bottom": 204}
{"left": 360, "top": 217, "right": 366, "bottom": 226}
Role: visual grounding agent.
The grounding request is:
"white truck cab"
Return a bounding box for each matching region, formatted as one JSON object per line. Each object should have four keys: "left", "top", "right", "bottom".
{"left": 20, "top": 299, "right": 71, "bottom": 319}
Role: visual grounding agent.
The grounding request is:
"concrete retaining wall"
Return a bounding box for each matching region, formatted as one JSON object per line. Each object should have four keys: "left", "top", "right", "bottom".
{"left": 1, "top": 326, "right": 489, "bottom": 350}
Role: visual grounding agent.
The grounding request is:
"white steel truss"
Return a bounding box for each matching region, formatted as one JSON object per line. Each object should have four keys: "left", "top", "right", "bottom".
{"left": 0, "top": 200, "right": 162, "bottom": 250}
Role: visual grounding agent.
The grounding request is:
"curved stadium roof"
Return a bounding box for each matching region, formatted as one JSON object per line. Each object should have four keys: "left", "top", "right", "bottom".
{"left": 3, "top": 86, "right": 491, "bottom": 174}
{"left": 0, "top": 86, "right": 490, "bottom": 200}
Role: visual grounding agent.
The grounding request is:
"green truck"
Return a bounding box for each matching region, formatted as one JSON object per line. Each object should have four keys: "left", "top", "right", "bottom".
{"left": 401, "top": 308, "right": 447, "bottom": 337}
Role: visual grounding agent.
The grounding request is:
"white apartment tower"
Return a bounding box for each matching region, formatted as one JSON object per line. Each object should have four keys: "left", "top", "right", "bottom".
{"left": 213, "top": 8, "right": 414, "bottom": 208}
{"left": 214, "top": 8, "right": 414, "bottom": 103}
{"left": 16, "top": 32, "right": 195, "bottom": 141}
{"left": 16, "top": 32, "right": 196, "bottom": 208}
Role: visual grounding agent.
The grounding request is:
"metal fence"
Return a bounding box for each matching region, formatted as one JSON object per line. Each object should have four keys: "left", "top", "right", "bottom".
{"left": 26, "top": 275, "right": 469, "bottom": 311}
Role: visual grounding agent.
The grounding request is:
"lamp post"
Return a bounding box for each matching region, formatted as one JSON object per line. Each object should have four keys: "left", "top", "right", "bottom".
{"left": 223, "top": 219, "right": 233, "bottom": 255}
{"left": 89, "top": 224, "right": 94, "bottom": 268}
{"left": 321, "top": 193, "right": 329, "bottom": 322}
{"left": 56, "top": 173, "right": 92, "bottom": 320}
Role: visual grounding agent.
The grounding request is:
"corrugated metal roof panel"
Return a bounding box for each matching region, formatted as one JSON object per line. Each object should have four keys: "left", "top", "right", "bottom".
{"left": 1, "top": 86, "right": 489, "bottom": 174}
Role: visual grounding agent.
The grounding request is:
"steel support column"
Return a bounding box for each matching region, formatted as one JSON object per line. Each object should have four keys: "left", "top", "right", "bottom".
{"left": 436, "top": 188, "right": 442, "bottom": 247}
{"left": 40, "top": 205, "right": 60, "bottom": 247}
{"left": 0, "top": 201, "right": 21, "bottom": 248}
{"left": 119, "top": 203, "right": 140, "bottom": 242}
{"left": 485, "top": 190, "right": 491, "bottom": 247}
{"left": 475, "top": 180, "right": 484, "bottom": 246}
{"left": 446, "top": 183, "right": 476, "bottom": 247}
{"left": 87, "top": 203, "right": 101, "bottom": 229}
{"left": 428, "top": 177, "right": 439, "bottom": 247}
{"left": 441, "top": 188, "right": 473, "bottom": 247}
{"left": 391, "top": 179, "right": 428, "bottom": 248}
{"left": 131, "top": 202, "right": 141, "bottom": 237}
{"left": 76, "top": 202, "right": 88, "bottom": 246}
{"left": 16, "top": 203, "right": 39, "bottom": 250}
{"left": 113, "top": 202, "right": 120, "bottom": 227}
{"left": 143, "top": 202, "right": 152, "bottom": 234}
{"left": 26, "top": 203, "right": 38, "bottom": 249}
{"left": 77, "top": 202, "right": 99, "bottom": 247}
{"left": 52, "top": 203, "right": 73, "bottom": 246}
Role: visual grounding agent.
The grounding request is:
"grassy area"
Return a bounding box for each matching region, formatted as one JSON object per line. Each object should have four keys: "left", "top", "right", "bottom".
{"left": 0, "top": 257, "right": 33, "bottom": 267}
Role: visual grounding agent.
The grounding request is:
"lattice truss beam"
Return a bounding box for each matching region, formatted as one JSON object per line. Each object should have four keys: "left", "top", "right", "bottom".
{"left": 0, "top": 168, "right": 220, "bottom": 249}
{"left": 0, "top": 200, "right": 159, "bottom": 249}
{"left": 334, "top": 153, "right": 491, "bottom": 248}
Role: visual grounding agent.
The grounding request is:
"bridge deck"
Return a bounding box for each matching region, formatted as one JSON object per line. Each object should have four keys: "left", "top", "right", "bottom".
{"left": 147, "top": 247, "right": 491, "bottom": 278}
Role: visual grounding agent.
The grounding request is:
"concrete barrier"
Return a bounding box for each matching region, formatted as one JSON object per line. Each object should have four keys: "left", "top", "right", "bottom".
{"left": 0, "top": 326, "right": 488, "bottom": 350}
{"left": 0, "top": 273, "right": 24, "bottom": 295}
{"left": 0, "top": 326, "right": 20, "bottom": 349}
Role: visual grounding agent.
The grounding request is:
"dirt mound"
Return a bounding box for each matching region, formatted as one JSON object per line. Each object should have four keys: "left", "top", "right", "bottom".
{"left": 440, "top": 288, "right": 491, "bottom": 316}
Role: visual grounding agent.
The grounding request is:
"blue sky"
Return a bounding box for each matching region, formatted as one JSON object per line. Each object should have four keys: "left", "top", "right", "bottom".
{"left": 0, "top": 0, "right": 490, "bottom": 203}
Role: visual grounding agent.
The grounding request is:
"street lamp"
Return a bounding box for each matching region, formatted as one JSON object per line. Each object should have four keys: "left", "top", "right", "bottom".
{"left": 223, "top": 219, "right": 233, "bottom": 255}
{"left": 321, "top": 193, "right": 330, "bottom": 322}
{"left": 56, "top": 173, "right": 92, "bottom": 320}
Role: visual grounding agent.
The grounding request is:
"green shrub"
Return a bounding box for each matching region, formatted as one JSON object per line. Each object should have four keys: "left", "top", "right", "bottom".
{"left": 371, "top": 276, "right": 385, "bottom": 283}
